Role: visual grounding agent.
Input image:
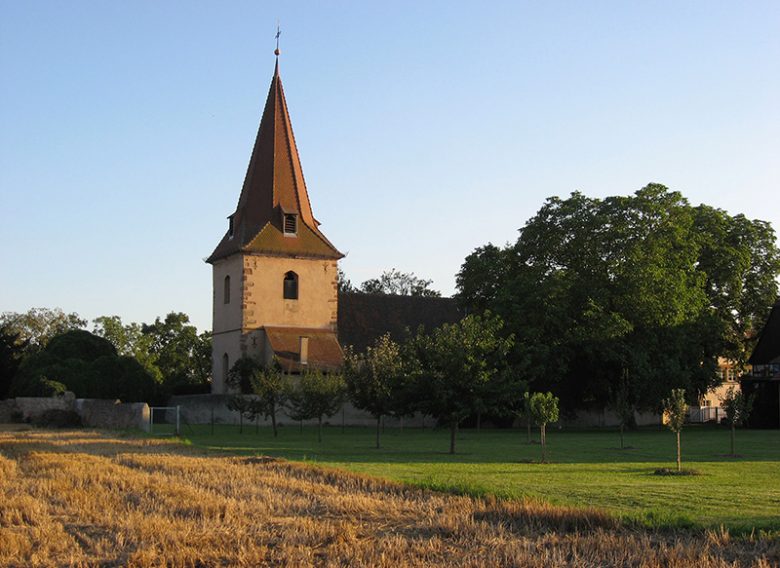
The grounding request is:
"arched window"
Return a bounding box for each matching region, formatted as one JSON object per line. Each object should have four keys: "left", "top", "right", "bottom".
{"left": 223, "top": 275, "right": 231, "bottom": 304}
{"left": 283, "top": 271, "right": 299, "bottom": 300}
{"left": 222, "top": 353, "right": 229, "bottom": 385}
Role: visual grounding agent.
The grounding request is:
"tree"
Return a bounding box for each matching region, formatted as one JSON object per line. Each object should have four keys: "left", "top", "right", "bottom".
{"left": 284, "top": 370, "right": 345, "bottom": 442}
{"left": 226, "top": 394, "right": 260, "bottom": 434}
{"left": 407, "top": 313, "right": 514, "bottom": 454}
{"left": 360, "top": 268, "right": 441, "bottom": 297}
{"left": 662, "top": 389, "right": 688, "bottom": 472}
{"left": 457, "top": 185, "right": 780, "bottom": 415}
{"left": 227, "top": 357, "right": 286, "bottom": 437}
{"left": 11, "top": 330, "right": 157, "bottom": 402}
{"left": 344, "top": 334, "right": 406, "bottom": 448}
{"left": 337, "top": 267, "right": 356, "bottom": 294}
{"left": 93, "top": 316, "right": 162, "bottom": 383}
{"left": 722, "top": 387, "right": 754, "bottom": 456}
{"left": 610, "top": 369, "right": 635, "bottom": 450}
{"left": 0, "top": 308, "right": 86, "bottom": 353}
{"left": 140, "top": 313, "right": 211, "bottom": 392}
{"left": 0, "top": 325, "right": 25, "bottom": 399}
{"left": 528, "top": 392, "right": 559, "bottom": 463}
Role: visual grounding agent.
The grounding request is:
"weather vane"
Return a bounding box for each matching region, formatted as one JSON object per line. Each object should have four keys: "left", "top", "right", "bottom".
{"left": 275, "top": 23, "right": 281, "bottom": 57}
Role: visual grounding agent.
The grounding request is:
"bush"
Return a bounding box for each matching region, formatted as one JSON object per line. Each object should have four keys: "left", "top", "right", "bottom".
{"left": 31, "top": 409, "right": 81, "bottom": 428}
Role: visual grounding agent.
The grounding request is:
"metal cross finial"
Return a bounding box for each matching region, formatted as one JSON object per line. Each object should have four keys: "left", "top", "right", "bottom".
{"left": 274, "top": 24, "right": 281, "bottom": 57}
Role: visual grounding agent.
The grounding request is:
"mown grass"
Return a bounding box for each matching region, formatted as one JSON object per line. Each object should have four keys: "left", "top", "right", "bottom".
{"left": 1, "top": 429, "right": 778, "bottom": 567}
{"left": 182, "top": 424, "right": 780, "bottom": 532}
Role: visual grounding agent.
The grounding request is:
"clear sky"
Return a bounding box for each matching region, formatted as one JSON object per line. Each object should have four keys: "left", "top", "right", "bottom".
{"left": 1, "top": 1, "right": 778, "bottom": 333}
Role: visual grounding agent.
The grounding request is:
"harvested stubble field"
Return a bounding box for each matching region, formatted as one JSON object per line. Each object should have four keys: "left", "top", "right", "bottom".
{"left": 0, "top": 430, "right": 777, "bottom": 567}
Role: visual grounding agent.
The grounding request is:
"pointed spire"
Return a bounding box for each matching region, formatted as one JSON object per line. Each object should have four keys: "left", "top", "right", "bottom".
{"left": 208, "top": 59, "right": 342, "bottom": 263}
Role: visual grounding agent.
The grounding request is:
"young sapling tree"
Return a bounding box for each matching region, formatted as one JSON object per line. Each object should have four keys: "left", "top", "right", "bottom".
{"left": 529, "top": 392, "right": 559, "bottom": 463}
{"left": 285, "top": 369, "right": 345, "bottom": 443}
{"left": 722, "top": 387, "right": 754, "bottom": 456}
{"left": 662, "top": 388, "right": 688, "bottom": 472}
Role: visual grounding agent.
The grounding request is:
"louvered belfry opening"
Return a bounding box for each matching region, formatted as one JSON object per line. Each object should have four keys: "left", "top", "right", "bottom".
{"left": 283, "top": 271, "right": 299, "bottom": 300}
{"left": 283, "top": 213, "right": 298, "bottom": 235}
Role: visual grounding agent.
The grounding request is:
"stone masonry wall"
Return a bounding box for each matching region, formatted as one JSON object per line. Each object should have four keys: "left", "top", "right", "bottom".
{"left": 0, "top": 395, "right": 150, "bottom": 432}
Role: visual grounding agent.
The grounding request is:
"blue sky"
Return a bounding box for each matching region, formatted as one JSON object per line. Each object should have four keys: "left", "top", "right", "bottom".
{"left": 1, "top": 1, "right": 778, "bottom": 333}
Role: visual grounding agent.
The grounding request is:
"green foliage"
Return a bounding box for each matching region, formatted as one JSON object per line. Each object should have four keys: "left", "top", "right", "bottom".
{"left": 344, "top": 334, "right": 408, "bottom": 448}
{"left": 284, "top": 369, "right": 346, "bottom": 441}
{"left": 226, "top": 394, "right": 262, "bottom": 434}
{"left": 529, "top": 392, "right": 560, "bottom": 426}
{"left": 407, "top": 313, "right": 515, "bottom": 453}
{"left": 227, "top": 357, "right": 286, "bottom": 437}
{"left": 93, "top": 316, "right": 163, "bottom": 383}
{"left": 94, "top": 312, "right": 211, "bottom": 394}
{"left": 662, "top": 388, "right": 688, "bottom": 472}
{"left": 360, "top": 268, "right": 441, "bottom": 297}
{"left": 10, "top": 330, "right": 157, "bottom": 402}
{"left": 456, "top": 185, "right": 780, "bottom": 413}
{"left": 336, "top": 267, "right": 355, "bottom": 294}
{"left": 722, "top": 387, "right": 754, "bottom": 427}
{"left": 723, "top": 387, "right": 755, "bottom": 455}
{"left": 529, "top": 391, "right": 559, "bottom": 462}
{"left": 0, "top": 325, "right": 25, "bottom": 399}
{"left": 662, "top": 389, "right": 688, "bottom": 434}
{"left": 0, "top": 308, "right": 86, "bottom": 353}
{"left": 140, "top": 313, "right": 211, "bottom": 391}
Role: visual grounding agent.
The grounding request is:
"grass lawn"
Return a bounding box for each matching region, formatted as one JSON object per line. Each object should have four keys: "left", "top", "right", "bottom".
{"left": 181, "top": 423, "right": 780, "bottom": 532}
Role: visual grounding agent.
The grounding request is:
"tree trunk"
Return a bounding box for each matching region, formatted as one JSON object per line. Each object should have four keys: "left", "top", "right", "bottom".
{"left": 526, "top": 416, "right": 532, "bottom": 444}
{"left": 540, "top": 423, "right": 547, "bottom": 463}
{"left": 318, "top": 416, "right": 323, "bottom": 443}
{"left": 449, "top": 422, "right": 458, "bottom": 454}
{"left": 271, "top": 410, "right": 278, "bottom": 438}
{"left": 376, "top": 415, "right": 382, "bottom": 449}
{"left": 620, "top": 423, "right": 624, "bottom": 450}
{"left": 676, "top": 430, "right": 681, "bottom": 472}
{"left": 731, "top": 425, "right": 735, "bottom": 456}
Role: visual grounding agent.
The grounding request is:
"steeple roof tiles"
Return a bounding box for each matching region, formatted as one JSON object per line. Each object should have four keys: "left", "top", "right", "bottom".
{"left": 208, "top": 61, "right": 342, "bottom": 263}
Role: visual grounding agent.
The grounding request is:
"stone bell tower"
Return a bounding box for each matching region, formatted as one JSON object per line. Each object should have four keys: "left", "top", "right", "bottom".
{"left": 206, "top": 56, "right": 344, "bottom": 393}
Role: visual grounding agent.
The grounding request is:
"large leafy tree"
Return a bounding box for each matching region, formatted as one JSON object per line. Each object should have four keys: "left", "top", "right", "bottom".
{"left": 457, "top": 184, "right": 780, "bottom": 414}
{"left": 407, "top": 313, "right": 515, "bottom": 454}
{"left": 0, "top": 308, "right": 86, "bottom": 354}
{"left": 140, "top": 313, "right": 211, "bottom": 391}
{"left": 360, "top": 268, "right": 441, "bottom": 297}
{"left": 10, "top": 330, "right": 157, "bottom": 402}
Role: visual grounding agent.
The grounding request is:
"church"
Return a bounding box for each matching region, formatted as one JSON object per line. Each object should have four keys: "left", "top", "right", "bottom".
{"left": 206, "top": 57, "right": 346, "bottom": 393}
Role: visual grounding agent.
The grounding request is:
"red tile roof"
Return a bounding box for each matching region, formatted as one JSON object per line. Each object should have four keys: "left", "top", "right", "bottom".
{"left": 264, "top": 326, "right": 344, "bottom": 373}
{"left": 208, "top": 61, "right": 342, "bottom": 263}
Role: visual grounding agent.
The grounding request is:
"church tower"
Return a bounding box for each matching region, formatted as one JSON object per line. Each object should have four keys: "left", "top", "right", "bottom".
{"left": 207, "top": 57, "right": 344, "bottom": 393}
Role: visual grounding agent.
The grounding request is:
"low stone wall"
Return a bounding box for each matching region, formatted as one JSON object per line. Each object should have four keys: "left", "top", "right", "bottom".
{"left": 75, "top": 399, "right": 150, "bottom": 432}
{"left": 0, "top": 399, "right": 20, "bottom": 422}
{"left": 0, "top": 395, "right": 150, "bottom": 432}
{"left": 15, "top": 394, "right": 74, "bottom": 421}
{"left": 169, "top": 394, "right": 429, "bottom": 428}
